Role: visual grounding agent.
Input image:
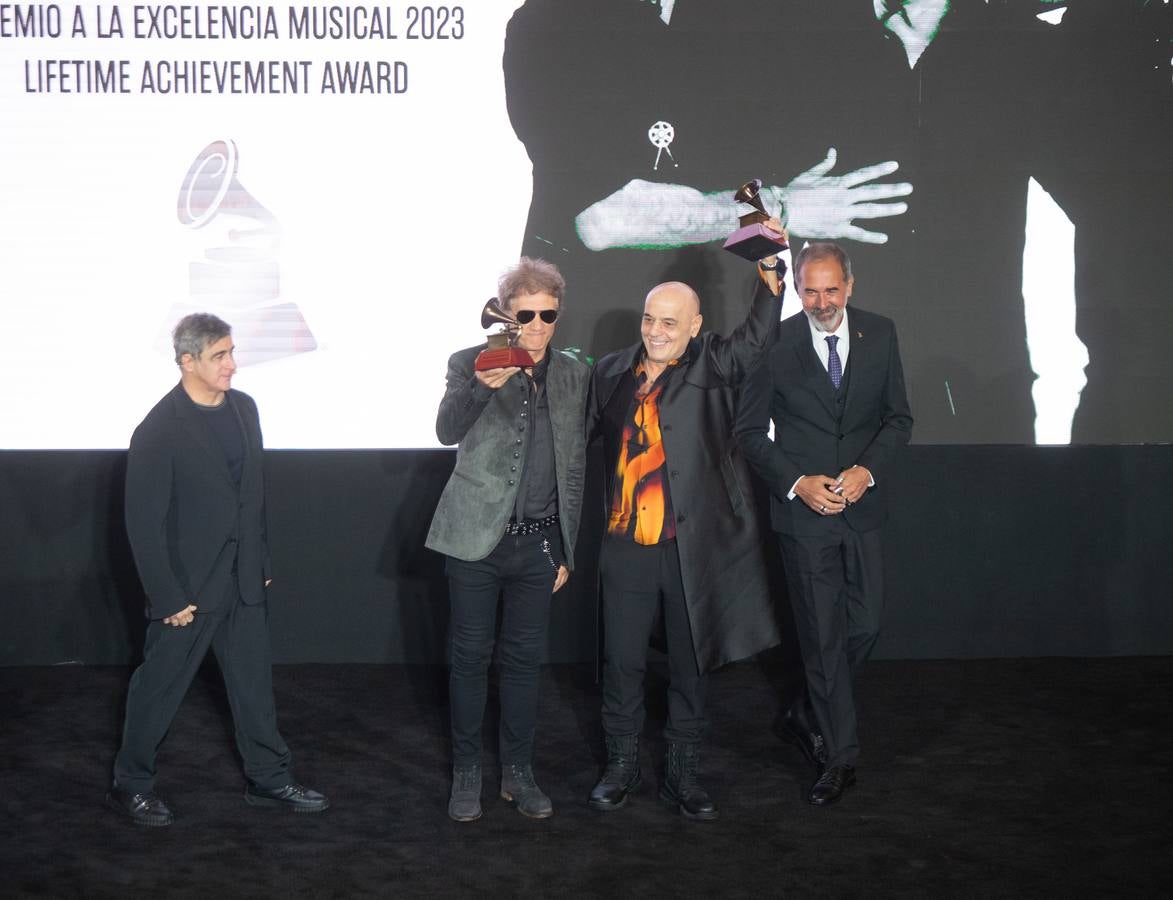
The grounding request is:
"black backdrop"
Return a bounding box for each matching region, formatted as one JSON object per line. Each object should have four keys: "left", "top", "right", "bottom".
{"left": 3, "top": 444, "right": 1170, "bottom": 666}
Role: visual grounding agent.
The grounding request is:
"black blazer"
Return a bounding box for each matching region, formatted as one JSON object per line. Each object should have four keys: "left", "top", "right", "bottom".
{"left": 124, "top": 383, "right": 271, "bottom": 620}
{"left": 737, "top": 306, "right": 913, "bottom": 537}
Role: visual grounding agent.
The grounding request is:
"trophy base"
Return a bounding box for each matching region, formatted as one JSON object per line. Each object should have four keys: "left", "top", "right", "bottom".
{"left": 722, "top": 223, "right": 789, "bottom": 261}
{"left": 475, "top": 347, "right": 535, "bottom": 371}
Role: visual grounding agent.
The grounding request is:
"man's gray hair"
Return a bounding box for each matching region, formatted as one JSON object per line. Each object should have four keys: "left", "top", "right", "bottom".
{"left": 794, "top": 241, "right": 853, "bottom": 285}
{"left": 498, "top": 257, "right": 566, "bottom": 310}
{"left": 172, "top": 313, "right": 232, "bottom": 364}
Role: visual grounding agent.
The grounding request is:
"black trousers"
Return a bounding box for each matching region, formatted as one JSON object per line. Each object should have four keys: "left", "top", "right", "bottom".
{"left": 446, "top": 532, "right": 558, "bottom": 768}
{"left": 778, "top": 521, "right": 884, "bottom": 769}
{"left": 599, "top": 538, "right": 706, "bottom": 744}
{"left": 113, "top": 590, "right": 292, "bottom": 794}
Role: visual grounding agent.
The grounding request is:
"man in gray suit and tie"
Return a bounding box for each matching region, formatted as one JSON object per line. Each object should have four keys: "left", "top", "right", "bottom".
{"left": 426, "top": 257, "right": 589, "bottom": 822}
{"left": 738, "top": 242, "right": 912, "bottom": 806}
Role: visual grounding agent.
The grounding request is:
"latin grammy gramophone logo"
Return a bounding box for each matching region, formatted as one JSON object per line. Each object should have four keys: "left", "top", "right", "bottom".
{"left": 162, "top": 139, "right": 316, "bottom": 366}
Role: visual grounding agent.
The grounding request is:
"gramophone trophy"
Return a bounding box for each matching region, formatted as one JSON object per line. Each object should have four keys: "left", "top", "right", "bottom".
{"left": 474, "top": 298, "right": 536, "bottom": 371}
{"left": 722, "top": 178, "right": 789, "bottom": 261}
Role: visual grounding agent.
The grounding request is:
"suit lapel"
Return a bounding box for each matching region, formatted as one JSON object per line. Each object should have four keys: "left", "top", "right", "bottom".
{"left": 840, "top": 311, "right": 871, "bottom": 426}
{"left": 784, "top": 319, "right": 839, "bottom": 420}
{"left": 229, "top": 392, "right": 260, "bottom": 495}
{"left": 594, "top": 342, "right": 641, "bottom": 413}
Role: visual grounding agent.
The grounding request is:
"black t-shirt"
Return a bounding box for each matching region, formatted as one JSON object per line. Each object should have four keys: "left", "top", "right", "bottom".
{"left": 196, "top": 395, "right": 244, "bottom": 488}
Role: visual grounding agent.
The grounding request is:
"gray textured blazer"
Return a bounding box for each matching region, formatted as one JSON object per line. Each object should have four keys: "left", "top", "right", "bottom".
{"left": 426, "top": 346, "right": 589, "bottom": 565}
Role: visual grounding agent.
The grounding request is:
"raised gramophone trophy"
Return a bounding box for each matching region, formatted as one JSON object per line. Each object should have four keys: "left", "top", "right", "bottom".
{"left": 722, "top": 178, "right": 789, "bottom": 261}
{"left": 475, "top": 298, "right": 536, "bottom": 371}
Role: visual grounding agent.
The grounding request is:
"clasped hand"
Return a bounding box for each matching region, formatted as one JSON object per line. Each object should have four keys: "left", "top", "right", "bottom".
{"left": 796, "top": 466, "right": 871, "bottom": 516}
{"left": 163, "top": 604, "right": 197, "bottom": 627}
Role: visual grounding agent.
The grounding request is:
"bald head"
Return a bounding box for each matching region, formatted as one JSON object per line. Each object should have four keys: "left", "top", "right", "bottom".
{"left": 645, "top": 281, "right": 701, "bottom": 317}
{"left": 641, "top": 281, "right": 703, "bottom": 372}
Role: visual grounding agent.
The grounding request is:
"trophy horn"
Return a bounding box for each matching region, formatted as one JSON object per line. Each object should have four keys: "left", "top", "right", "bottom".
{"left": 733, "top": 178, "right": 768, "bottom": 217}
{"left": 480, "top": 297, "right": 519, "bottom": 331}
{"left": 723, "top": 176, "right": 788, "bottom": 260}
{"left": 177, "top": 139, "right": 276, "bottom": 231}
{"left": 475, "top": 297, "right": 534, "bottom": 371}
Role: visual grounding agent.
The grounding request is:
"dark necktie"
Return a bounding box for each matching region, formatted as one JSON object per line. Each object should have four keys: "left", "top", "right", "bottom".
{"left": 826, "top": 335, "right": 842, "bottom": 389}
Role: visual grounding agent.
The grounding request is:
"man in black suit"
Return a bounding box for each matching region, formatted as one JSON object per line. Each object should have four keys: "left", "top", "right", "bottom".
{"left": 106, "top": 313, "right": 327, "bottom": 826}
{"left": 738, "top": 242, "right": 912, "bottom": 806}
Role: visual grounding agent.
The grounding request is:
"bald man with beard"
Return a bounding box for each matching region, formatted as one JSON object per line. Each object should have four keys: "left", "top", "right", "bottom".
{"left": 583, "top": 222, "right": 787, "bottom": 820}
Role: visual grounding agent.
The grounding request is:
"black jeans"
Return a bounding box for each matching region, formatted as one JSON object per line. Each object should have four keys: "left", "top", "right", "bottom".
{"left": 599, "top": 537, "right": 707, "bottom": 744}
{"left": 446, "top": 531, "right": 558, "bottom": 768}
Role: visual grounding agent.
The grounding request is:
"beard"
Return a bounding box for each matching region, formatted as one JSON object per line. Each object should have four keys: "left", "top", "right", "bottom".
{"left": 805, "top": 307, "right": 843, "bottom": 333}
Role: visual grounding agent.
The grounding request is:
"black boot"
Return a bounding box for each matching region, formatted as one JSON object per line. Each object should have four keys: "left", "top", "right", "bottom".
{"left": 588, "top": 734, "right": 641, "bottom": 811}
{"left": 659, "top": 742, "right": 718, "bottom": 821}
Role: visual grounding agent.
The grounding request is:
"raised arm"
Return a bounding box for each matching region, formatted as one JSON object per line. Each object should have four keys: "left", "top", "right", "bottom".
{"left": 708, "top": 268, "right": 784, "bottom": 389}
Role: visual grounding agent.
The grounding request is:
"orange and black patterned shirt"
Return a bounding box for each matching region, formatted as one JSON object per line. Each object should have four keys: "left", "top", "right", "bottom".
{"left": 606, "top": 359, "right": 679, "bottom": 545}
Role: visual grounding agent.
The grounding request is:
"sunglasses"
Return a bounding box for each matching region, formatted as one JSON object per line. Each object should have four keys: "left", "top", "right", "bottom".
{"left": 515, "top": 309, "right": 559, "bottom": 325}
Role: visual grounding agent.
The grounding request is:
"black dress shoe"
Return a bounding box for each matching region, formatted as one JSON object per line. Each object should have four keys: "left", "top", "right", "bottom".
{"left": 105, "top": 787, "right": 174, "bottom": 827}
{"left": 780, "top": 710, "right": 827, "bottom": 768}
{"left": 808, "top": 765, "right": 856, "bottom": 806}
{"left": 245, "top": 783, "right": 330, "bottom": 813}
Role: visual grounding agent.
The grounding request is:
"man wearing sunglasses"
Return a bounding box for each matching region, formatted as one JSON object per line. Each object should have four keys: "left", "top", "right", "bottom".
{"left": 585, "top": 221, "right": 788, "bottom": 820}
{"left": 426, "top": 257, "right": 589, "bottom": 823}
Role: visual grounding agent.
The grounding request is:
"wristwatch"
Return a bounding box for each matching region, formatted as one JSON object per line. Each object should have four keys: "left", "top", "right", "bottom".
{"left": 759, "top": 258, "right": 782, "bottom": 271}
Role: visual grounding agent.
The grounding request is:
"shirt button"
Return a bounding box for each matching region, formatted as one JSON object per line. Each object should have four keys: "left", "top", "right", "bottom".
{"left": 521, "top": 412, "right": 527, "bottom": 418}
{"left": 670, "top": 470, "right": 679, "bottom": 478}
{"left": 513, "top": 452, "right": 520, "bottom": 458}
{"left": 510, "top": 466, "right": 517, "bottom": 472}
{"left": 508, "top": 480, "right": 515, "bottom": 486}
{"left": 518, "top": 425, "right": 525, "bottom": 432}
{"left": 516, "top": 438, "right": 522, "bottom": 445}
{"left": 677, "top": 513, "right": 686, "bottom": 523}
{"left": 663, "top": 424, "right": 672, "bottom": 431}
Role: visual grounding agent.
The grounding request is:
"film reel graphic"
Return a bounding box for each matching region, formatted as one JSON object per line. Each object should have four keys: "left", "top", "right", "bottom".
{"left": 647, "top": 120, "right": 678, "bottom": 171}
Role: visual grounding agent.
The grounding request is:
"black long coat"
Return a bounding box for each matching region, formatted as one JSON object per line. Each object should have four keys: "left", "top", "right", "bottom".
{"left": 587, "top": 277, "right": 783, "bottom": 673}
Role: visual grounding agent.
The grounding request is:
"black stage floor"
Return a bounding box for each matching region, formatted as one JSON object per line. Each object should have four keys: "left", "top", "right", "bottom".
{"left": 1, "top": 657, "right": 1170, "bottom": 898}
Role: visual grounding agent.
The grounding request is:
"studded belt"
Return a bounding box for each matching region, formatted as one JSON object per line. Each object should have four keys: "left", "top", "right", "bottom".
{"left": 504, "top": 514, "right": 559, "bottom": 536}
